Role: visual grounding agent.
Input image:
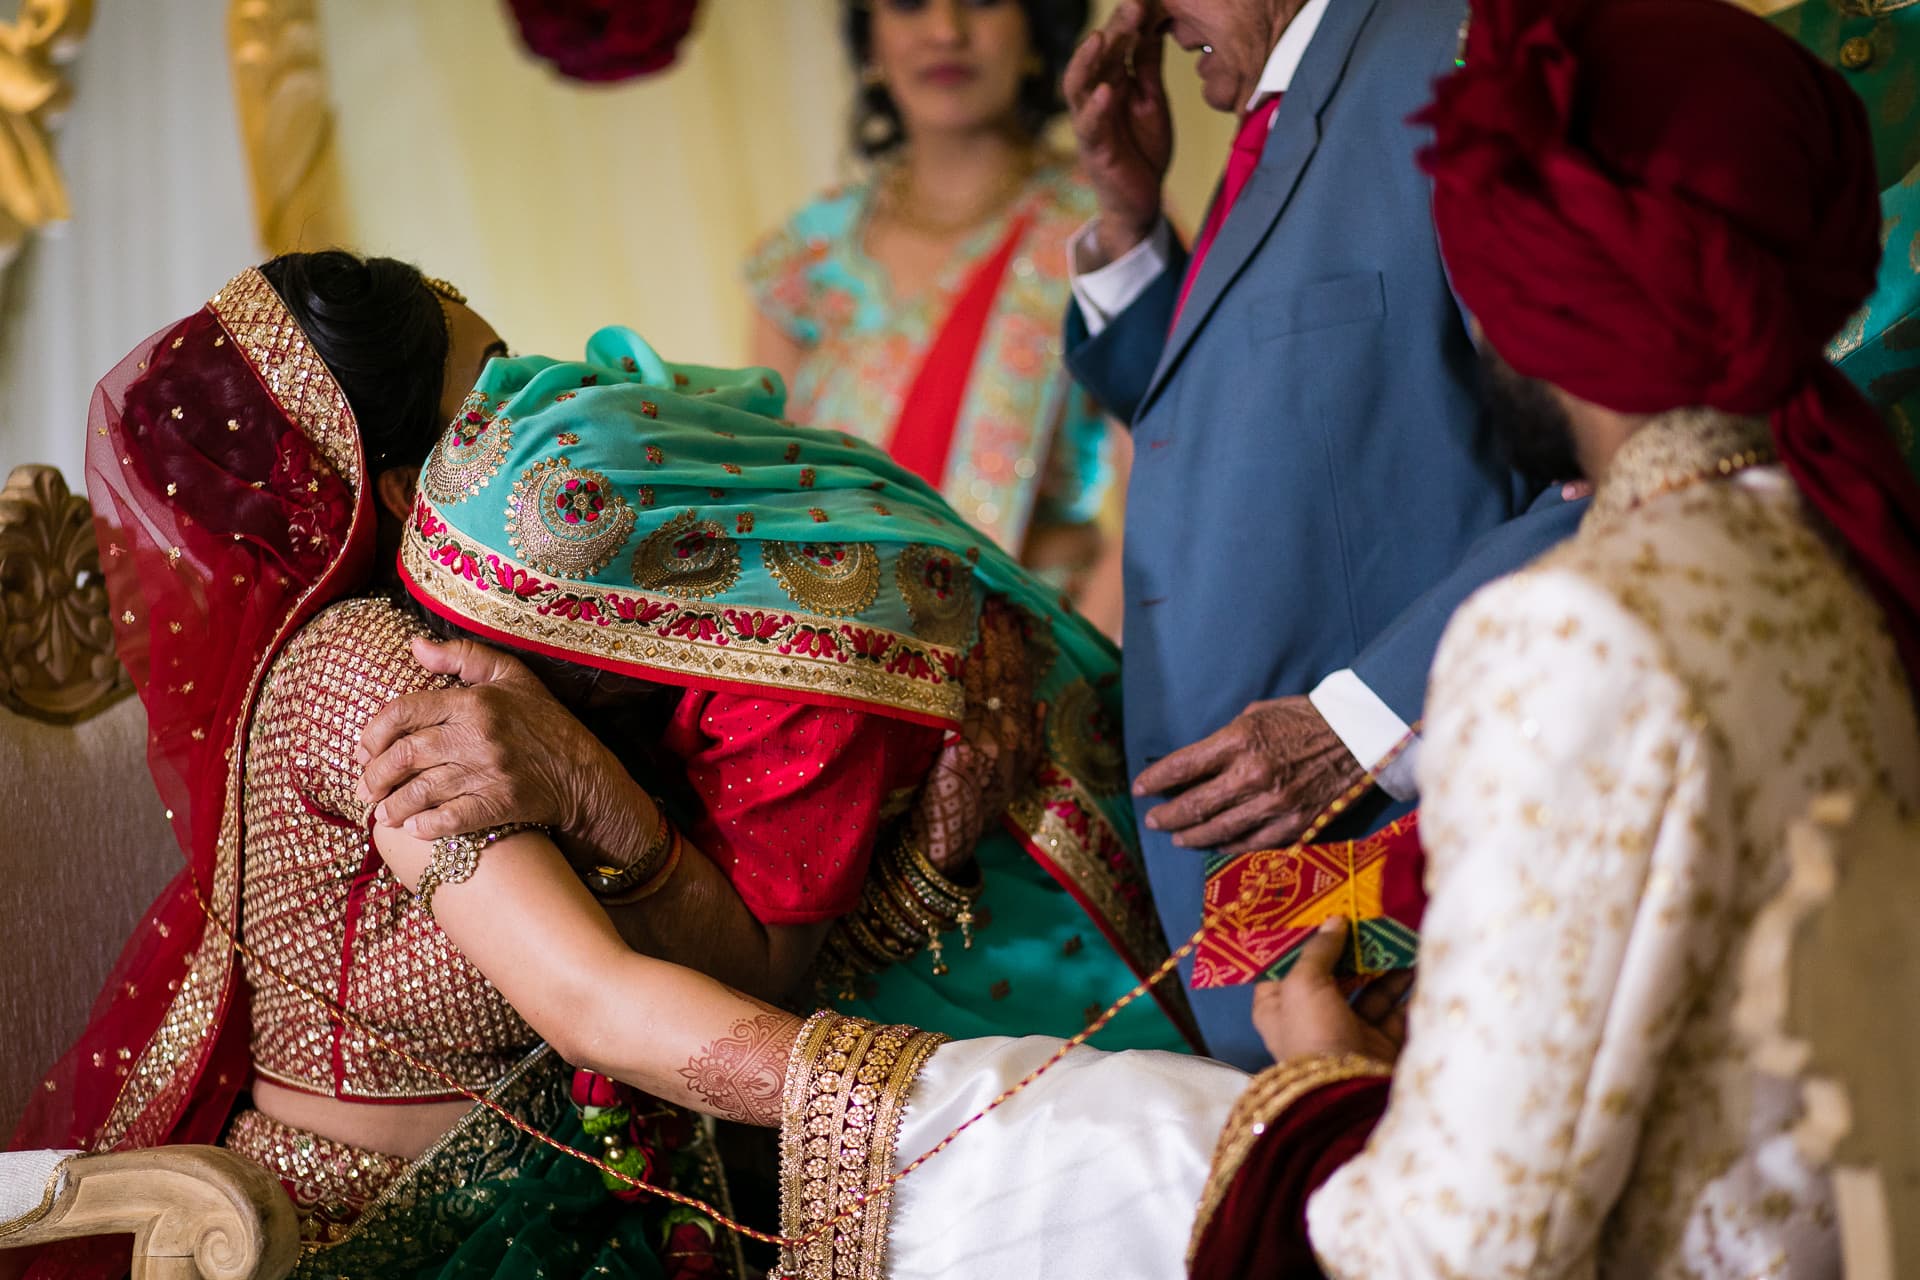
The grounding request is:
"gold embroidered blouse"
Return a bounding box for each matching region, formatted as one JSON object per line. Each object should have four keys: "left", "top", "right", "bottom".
{"left": 238, "top": 596, "right": 536, "bottom": 1101}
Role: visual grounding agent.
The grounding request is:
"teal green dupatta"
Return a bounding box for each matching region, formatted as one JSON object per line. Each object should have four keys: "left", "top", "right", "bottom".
{"left": 399, "top": 328, "right": 1197, "bottom": 1052}
{"left": 1771, "top": 0, "right": 1920, "bottom": 471}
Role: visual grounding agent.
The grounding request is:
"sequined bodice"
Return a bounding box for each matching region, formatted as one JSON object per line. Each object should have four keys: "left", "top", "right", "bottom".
{"left": 239, "top": 597, "right": 535, "bottom": 1100}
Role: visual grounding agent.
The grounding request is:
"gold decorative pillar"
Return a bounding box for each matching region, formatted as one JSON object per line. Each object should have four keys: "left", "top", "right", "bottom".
{"left": 228, "top": 0, "right": 348, "bottom": 254}
{"left": 0, "top": 0, "right": 94, "bottom": 270}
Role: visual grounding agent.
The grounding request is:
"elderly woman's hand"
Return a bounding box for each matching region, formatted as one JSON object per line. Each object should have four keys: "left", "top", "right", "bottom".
{"left": 910, "top": 598, "right": 1045, "bottom": 873}
{"left": 354, "top": 636, "right": 639, "bottom": 858}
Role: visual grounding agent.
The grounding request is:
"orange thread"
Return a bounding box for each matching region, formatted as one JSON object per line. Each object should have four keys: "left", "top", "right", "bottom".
{"left": 207, "top": 723, "right": 1422, "bottom": 1249}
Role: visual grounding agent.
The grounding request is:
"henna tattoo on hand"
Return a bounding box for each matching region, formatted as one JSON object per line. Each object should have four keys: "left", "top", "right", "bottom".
{"left": 678, "top": 1009, "right": 802, "bottom": 1127}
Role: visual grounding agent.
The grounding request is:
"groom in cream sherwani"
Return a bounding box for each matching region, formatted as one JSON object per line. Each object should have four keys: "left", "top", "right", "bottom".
{"left": 1242, "top": 2, "right": 1920, "bottom": 1275}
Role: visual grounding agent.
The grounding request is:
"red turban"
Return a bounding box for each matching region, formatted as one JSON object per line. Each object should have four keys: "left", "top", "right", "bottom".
{"left": 1419, "top": 0, "right": 1920, "bottom": 704}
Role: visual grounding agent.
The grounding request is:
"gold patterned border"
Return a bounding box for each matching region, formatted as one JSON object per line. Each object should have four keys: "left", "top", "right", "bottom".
{"left": 0, "top": 1156, "right": 70, "bottom": 1241}
{"left": 98, "top": 267, "right": 366, "bottom": 1150}
{"left": 403, "top": 500, "right": 968, "bottom": 727}
{"left": 777, "top": 1012, "right": 947, "bottom": 1280}
{"left": 208, "top": 267, "right": 362, "bottom": 483}
{"left": 1007, "top": 764, "right": 1203, "bottom": 1049}
{"left": 1185, "top": 1052, "right": 1393, "bottom": 1267}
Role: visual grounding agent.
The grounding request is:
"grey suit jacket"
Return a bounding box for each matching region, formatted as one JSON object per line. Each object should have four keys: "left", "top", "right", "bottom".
{"left": 1065, "top": 0, "right": 1586, "bottom": 1067}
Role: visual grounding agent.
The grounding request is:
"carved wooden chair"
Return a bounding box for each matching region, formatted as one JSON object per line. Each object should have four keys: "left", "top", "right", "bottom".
{"left": 1737, "top": 791, "right": 1920, "bottom": 1280}
{"left": 0, "top": 464, "right": 297, "bottom": 1279}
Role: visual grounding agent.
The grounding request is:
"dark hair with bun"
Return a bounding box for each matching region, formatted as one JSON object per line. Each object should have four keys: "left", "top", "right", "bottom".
{"left": 258, "top": 250, "right": 450, "bottom": 475}
{"left": 844, "top": 0, "right": 1089, "bottom": 158}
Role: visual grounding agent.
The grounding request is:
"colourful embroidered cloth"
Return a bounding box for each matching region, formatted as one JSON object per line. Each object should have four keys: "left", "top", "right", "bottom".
{"left": 399, "top": 325, "right": 1199, "bottom": 1050}
{"left": 745, "top": 157, "right": 1111, "bottom": 551}
{"left": 1193, "top": 814, "right": 1425, "bottom": 988}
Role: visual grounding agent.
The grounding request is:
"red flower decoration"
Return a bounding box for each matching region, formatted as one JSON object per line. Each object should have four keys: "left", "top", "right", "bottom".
{"left": 503, "top": 0, "right": 699, "bottom": 83}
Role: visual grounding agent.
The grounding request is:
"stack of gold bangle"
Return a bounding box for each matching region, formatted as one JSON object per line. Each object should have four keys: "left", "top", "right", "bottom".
{"left": 823, "top": 833, "right": 983, "bottom": 987}
{"left": 584, "top": 807, "right": 681, "bottom": 906}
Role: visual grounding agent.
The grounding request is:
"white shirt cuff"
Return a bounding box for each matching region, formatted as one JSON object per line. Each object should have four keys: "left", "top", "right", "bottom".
{"left": 1068, "top": 219, "right": 1174, "bottom": 337}
{"left": 1308, "top": 669, "right": 1421, "bottom": 803}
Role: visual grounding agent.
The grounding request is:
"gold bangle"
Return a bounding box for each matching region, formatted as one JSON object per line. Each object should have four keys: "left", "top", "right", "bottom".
{"left": 594, "top": 830, "right": 684, "bottom": 907}
{"left": 414, "top": 822, "right": 541, "bottom": 916}
{"left": 584, "top": 807, "right": 675, "bottom": 898}
{"left": 900, "top": 837, "right": 983, "bottom": 906}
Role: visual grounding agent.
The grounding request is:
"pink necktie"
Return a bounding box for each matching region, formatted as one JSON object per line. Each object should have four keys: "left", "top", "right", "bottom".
{"left": 1171, "top": 94, "right": 1283, "bottom": 329}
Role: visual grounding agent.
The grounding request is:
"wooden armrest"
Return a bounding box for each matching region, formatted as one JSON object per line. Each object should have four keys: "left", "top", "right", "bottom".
{"left": 0, "top": 1147, "right": 297, "bottom": 1280}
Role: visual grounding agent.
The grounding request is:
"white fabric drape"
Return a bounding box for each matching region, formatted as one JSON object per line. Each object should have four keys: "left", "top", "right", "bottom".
{"left": 0, "top": 0, "right": 258, "bottom": 485}
{"left": 885, "top": 1036, "right": 1247, "bottom": 1279}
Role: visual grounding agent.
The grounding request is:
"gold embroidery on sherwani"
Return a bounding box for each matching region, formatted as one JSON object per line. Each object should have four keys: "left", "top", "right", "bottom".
{"left": 1584, "top": 408, "right": 1773, "bottom": 524}
{"left": 1304, "top": 407, "right": 1920, "bottom": 1278}
{"left": 100, "top": 267, "right": 369, "bottom": 1151}
{"left": 1185, "top": 1053, "right": 1392, "bottom": 1267}
{"left": 778, "top": 1011, "right": 947, "bottom": 1280}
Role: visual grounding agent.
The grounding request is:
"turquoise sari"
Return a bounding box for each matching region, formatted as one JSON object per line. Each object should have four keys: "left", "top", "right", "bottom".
{"left": 400, "top": 328, "right": 1198, "bottom": 1054}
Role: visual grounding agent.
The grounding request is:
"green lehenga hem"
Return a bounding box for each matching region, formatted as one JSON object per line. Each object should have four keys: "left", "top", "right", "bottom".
{"left": 292, "top": 1047, "right": 741, "bottom": 1280}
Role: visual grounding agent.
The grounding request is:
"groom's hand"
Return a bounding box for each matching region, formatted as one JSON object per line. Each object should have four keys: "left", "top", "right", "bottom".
{"left": 1133, "top": 696, "right": 1366, "bottom": 855}
{"left": 1253, "top": 918, "right": 1413, "bottom": 1065}
{"left": 355, "top": 636, "right": 624, "bottom": 847}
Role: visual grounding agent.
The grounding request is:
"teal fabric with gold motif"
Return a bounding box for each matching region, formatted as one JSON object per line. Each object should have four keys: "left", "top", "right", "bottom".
{"left": 400, "top": 325, "right": 1200, "bottom": 1052}
{"left": 1774, "top": 0, "right": 1920, "bottom": 467}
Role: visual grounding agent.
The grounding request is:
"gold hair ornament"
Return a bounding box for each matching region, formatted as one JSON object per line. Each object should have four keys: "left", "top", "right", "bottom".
{"left": 421, "top": 275, "right": 468, "bottom": 306}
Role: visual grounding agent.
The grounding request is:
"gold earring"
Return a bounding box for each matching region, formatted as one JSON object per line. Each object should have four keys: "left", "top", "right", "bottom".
{"left": 862, "top": 64, "right": 886, "bottom": 89}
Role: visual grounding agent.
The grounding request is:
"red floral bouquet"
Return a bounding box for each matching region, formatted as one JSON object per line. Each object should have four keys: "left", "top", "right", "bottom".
{"left": 503, "top": 0, "right": 700, "bottom": 82}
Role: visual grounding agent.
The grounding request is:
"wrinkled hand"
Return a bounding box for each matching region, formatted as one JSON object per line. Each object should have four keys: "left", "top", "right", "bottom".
{"left": 1253, "top": 918, "right": 1413, "bottom": 1064}
{"left": 355, "top": 636, "right": 628, "bottom": 848}
{"left": 910, "top": 598, "right": 1045, "bottom": 873}
{"left": 1063, "top": 0, "right": 1172, "bottom": 263}
{"left": 1133, "top": 696, "right": 1366, "bottom": 855}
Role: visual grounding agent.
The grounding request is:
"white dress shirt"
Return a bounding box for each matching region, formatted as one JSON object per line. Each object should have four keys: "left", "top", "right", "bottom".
{"left": 1067, "top": 0, "right": 1420, "bottom": 801}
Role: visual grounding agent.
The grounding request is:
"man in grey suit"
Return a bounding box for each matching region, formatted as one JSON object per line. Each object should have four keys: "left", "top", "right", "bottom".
{"left": 1062, "top": 0, "right": 1584, "bottom": 1067}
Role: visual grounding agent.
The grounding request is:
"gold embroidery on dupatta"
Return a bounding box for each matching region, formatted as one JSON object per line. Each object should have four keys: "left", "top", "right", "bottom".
{"left": 632, "top": 509, "right": 744, "bottom": 599}
{"left": 99, "top": 267, "right": 367, "bottom": 1150}
{"left": 403, "top": 519, "right": 967, "bottom": 726}
{"left": 1006, "top": 763, "right": 1201, "bottom": 1049}
{"left": 763, "top": 541, "right": 883, "bottom": 617}
{"left": 422, "top": 388, "right": 514, "bottom": 504}
{"left": 507, "top": 456, "right": 638, "bottom": 580}
{"left": 895, "top": 543, "right": 976, "bottom": 647}
{"left": 1047, "top": 678, "right": 1127, "bottom": 794}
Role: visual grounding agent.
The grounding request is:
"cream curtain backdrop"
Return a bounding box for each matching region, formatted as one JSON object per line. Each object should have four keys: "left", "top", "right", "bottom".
{"left": 317, "top": 0, "right": 1236, "bottom": 369}
{"left": 0, "top": 0, "right": 257, "bottom": 486}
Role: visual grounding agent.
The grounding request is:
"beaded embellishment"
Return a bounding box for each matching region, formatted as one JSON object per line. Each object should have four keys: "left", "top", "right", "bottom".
{"left": 762, "top": 541, "right": 882, "bottom": 617}
{"left": 631, "top": 510, "right": 743, "bottom": 599}
{"left": 895, "top": 543, "right": 975, "bottom": 647}
{"left": 422, "top": 390, "right": 514, "bottom": 504}
{"left": 505, "top": 456, "right": 637, "bottom": 580}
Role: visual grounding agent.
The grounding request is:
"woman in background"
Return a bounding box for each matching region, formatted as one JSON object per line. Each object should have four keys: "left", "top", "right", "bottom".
{"left": 746, "top": 0, "right": 1123, "bottom": 631}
